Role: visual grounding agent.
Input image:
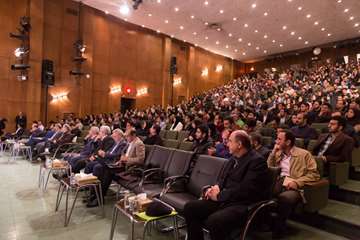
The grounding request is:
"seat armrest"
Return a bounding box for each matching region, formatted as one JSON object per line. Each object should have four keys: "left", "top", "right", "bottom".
{"left": 160, "top": 175, "right": 189, "bottom": 197}
{"left": 303, "top": 179, "right": 329, "bottom": 213}
{"left": 329, "top": 162, "right": 349, "bottom": 186}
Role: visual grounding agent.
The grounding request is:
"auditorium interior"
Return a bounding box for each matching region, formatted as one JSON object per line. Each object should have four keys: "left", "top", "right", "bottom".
{"left": 1, "top": 0, "right": 360, "bottom": 239}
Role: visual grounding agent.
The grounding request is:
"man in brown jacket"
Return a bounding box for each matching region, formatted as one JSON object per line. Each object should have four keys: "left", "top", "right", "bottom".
{"left": 267, "top": 130, "right": 320, "bottom": 238}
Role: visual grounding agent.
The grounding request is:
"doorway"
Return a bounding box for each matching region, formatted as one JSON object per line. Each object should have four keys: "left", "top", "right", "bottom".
{"left": 121, "top": 98, "right": 136, "bottom": 113}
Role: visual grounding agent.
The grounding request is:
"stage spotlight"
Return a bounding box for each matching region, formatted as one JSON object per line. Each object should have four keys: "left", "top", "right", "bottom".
{"left": 11, "top": 64, "right": 30, "bottom": 70}
{"left": 17, "top": 75, "right": 28, "bottom": 81}
{"left": 132, "top": 0, "right": 143, "bottom": 10}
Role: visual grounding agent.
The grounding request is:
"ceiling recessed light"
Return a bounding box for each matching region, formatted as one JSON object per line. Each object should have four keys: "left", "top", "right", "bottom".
{"left": 305, "top": 41, "right": 309, "bottom": 44}
{"left": 156, "top": 30, "right": 160, "bottom": 33}
{"left": 321, "top": 27, "right": 326, "bottom": 31}
{"left": 290, "top": 31, "right": 295, "bottom": 35}
{"left": 282, "top": 25, "right": 287, "bottom": 30}
{"left": 233, "top": 17, "right": 237, "bottom": 21}
{"left": 195, "top": 44, "right": 198, "bottom": 46}
{"left": 191, "top": 15, "right": 195, "bottom": 19}
{"left": 247, "top": 42, "right": 252, "bottom": 46}
{"left": 124, "top": 18, "right": 127, "bottom": 21}
{"left": 288, "top": 0, "right": 293, "bottom": 2}
{"left": 280, "top": 44, "right": 283, "bottom": 47}
{"left": 327, "top": 33, "right": 332, "bottom": 36}
{"left": 254, "top": 29, "right": 258, "bottom": 33}
{"left": 314, "top": 21, "right": 319, "bottom": 25}
{"left": 170, "top": 35, "right": 174, "bottom": 38}
{"left": 298, "top": 36, "right": 302, "bottom": 40}
{"left": 238, "top": 38, "right": 242, "bottom": 42}
{"left": 225, "top": 45, "right": 229, "bottom": 49}
{"left": 148, "top": 13, "right": 152, "bottom": 17}
{"left": 298, "top": 6, "right": 303, "bottom": 10}
{"left": 234, "top": 49, "right": 238, "bottom": 52}
{"left": 164, "top": 20, "right": 169, "bottom": 23}
{"left": 306, "top": 14, "right": 311, "bottom": 18}
{"left": 205, "top": 36, "right": 209, "bottom": 40}
{"left": 217, "top": 28, "right": 221, "bottom": 31}
{"left": 216, "top": 41, "right": 220, "bottom": 45}
{"left": 264, "top": 50, "right": 267, "bottom": 53}
{"left": 264, "top": 35, "right": 268, "bottom": 38}
{"left": 264, "top": 12, "right": 268, "bottom": 16}
{"left": 193, "top": 32, "right": 197, "bottom": 35}
{"left": 228, "top": 33, "right": 233, "bottom": 37}
{"left": 256, "top": 46, "right": 260, "bottom": 50}
{"left": 244, "top": 23, "right": 249, "bottom": 27}
{"left": 251, "top": 3, "right": 257, "bottom": 8}
{"left": 337, "top": 0, "right": 342, "bottom": 2}
{"left": 272, "top": 39, "right": 276, "bottom": 43}
{"left": 141, "top": 25, "right": 145, "bottom": 27}
{"left": 204, "top": 22, "right": 209, "bottom": 25}
{"left": 355, "top": 23, "right": 360, "bottom": 27}
{"left": 174, "top": 7, "right": 179, "bottom": 12}
{"left": 344, "top": 8, "right": 349, "bottom": 13}
{"left": 183, "top": 40, "right": 186, "bottom": 42}
{"left": 349, "top": 16, "right": 354, "bottom": 21}
{"left": 157, "top": 0, "right": 161, "bottom": 2}
{"left": 204, "top": 1, "right": 209, "bottom": 6}
{"left": 242, "top": 52, "right": 246, "bottom": 56}
{"left": 179, "top": 25, "right": 184, "bottom": 30}
{"left": 119, "top": 4, "right": 130, "bottom": 15}
{"left": 105, "top": 10, "right": 109, "bottom": 14}
{"left": 219, "top": 9, "right": 224, "bottom": 14}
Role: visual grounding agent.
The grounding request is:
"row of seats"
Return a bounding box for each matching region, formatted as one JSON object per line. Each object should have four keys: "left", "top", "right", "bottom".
{"left": 160, "top": 130, "right": 189, "bottom": 141}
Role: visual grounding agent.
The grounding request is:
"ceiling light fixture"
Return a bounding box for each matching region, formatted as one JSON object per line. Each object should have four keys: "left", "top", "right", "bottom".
{"left": 193, "top": 32, "right": 197, "bottom": 35}
{"left": 164, "top": 20, "right": 169, "bottom": 23}
{"left": 219, "top": 9, "right": 224, "bottom": 14}
{"left": 204, "top": 1, "right": 209, "bottom": 6}
{"left": 233, "top": 17, "right": 237, "bottom": 21}
{"left": 119, "top": 4, "right": 130, "bottom": 15}
{"left": 191, "top": 15, "right": 195, "bottom": 19}
{"left": 238, "top": 38, "right": 242, "bottom": 42}
{"left": 264, "top": 12, "right": 268, "bottom": 16}
{"left": 298, "top": 36, "right": 302, "bottom": 40}
{"left": 306, "top": 14, "right": 311, "bottom": 18}
{"left": 305, "top": 41, "right": 309, "bottom": 44}
{"left": 264, "top": 34, "right": 268, "bottom": 38}
{"left": 321, "top": 27, "right": 326, "bottom": 31}
{"left": 179, "top": 25, "right": 184, "bottom": 30}
{"left": 327, "top": 33, "right": 332, "bottom": 36}
{"left": 272, "top": 39, "right": 276, "bottom": 43}
{"left": 256, "top": 46, "right": 260, "bottom": 50}
{"left": 216, "top": 41, "right": 220, "bottom": 45}
{"left": 254, "top": 29, "right": 258, "bottom": 33}
{"left": 282, "top": 25, "right": 287, "bottom": 30}
{"left": 242, "top": 52, "right": 246, "bottom": 56}
{"left": 349, "top": 16, "right": 354, "bottom": 21}
{"left": 314, "top": 21, "right": 319, "bottom": 25}
{"left": 280, "top": 44, "right": 283, "bottom": 47}
{"left": 244, "top": 23, "right": 249, "bottom": 27}
{"left": 205, "top": 36, "right": 209, "bottom": 40}
{"left": 355, "top": 23, "right": 360, "bottom": 27}
{"left": 251, "top": 3, "right": 257, "bottom": 8}
{"left": 228, "top": 33, "right": 232, "bottom": 37}
{"left": 148, "top": 13, "right": 152, "bottom": 17}
{"left": 204, "top": 22, "right": 209, "bottom": 25}
{"left": 264, "top": 50, "right": 267, "bottom": 53}
{"left": 290, "top": 31, "right": 295, "bottom": 35}
{"left": 298, "top": 6, "right": 302, "bottom": 10}
{"left": 344, "top": 8, "right": 349, "bottom": 13}
{"left": 247, "top": 42, "right": 251, "bottom": 46}
{"left": 225, "top": 45, "right": 229, "bottom": 49}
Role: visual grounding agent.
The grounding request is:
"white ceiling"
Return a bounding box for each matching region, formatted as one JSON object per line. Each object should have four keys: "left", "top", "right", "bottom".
{"left": 77, "top": 0, "right": 360, "bottom": 62}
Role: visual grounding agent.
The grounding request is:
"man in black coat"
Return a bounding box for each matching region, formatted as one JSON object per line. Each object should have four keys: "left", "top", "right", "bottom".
{"left": 184, "top": 130, "right": 270, "bottom": 240}
{"left": 15, "top": 112, "right": 27, "bottom": 129}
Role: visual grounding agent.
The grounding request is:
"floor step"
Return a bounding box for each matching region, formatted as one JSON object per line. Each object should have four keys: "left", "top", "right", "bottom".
{"left": 330, "top": 180, "right": 360, "bottom": 205}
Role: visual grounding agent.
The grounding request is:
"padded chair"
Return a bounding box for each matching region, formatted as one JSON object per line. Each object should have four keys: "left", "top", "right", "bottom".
{"left": 165, "top": 130, "right": 178, "bottom": 140}
{"left": 163, "top": 139, "right": 180, "bottom": 149}
{"left": 115, "top": 145, "right": 173, "bottom": 190}
{"left": 177, "top": 131, "right": 190, "bottom": 142}
{"left": 159, "top": 130, "right": 166, "bottom": 139}
{"left": 260, "top": 127, "right": 276, "bottom": 137}
{"left": 297, "top": 157, "right": 329, "bottom": 213}
{"left": 295, "top": 138, "right": 305, "bottom": 148}
{"left": 178, "top": 141, "right": 193, "bottom": 151}
{"left": 307, "top": 139, "right": 318, "bottom": 152}
{"left": 132, "top": 149, "right": 194, "bottom": 197}
{"left": 311, "top": 123, "right": 328, "bottom": 133}
{"left": 351, "top": 148, "right": 360, "bottom": 168}
{"left": 159, "top": 155, "right": 227, "bottom": 214}
{"left": 262, "top": 136, "right": 273, "bottom": 148}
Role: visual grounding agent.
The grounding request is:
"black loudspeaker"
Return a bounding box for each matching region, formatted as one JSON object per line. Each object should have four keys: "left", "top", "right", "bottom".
{"left": 170, "top": 56, "right": 177, "bottom": 74}
{"left": 42, "top": 59, "right": 55, "bottom": 86}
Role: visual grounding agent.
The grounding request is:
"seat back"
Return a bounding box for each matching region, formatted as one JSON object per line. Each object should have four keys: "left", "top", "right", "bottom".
{"left": 351, "top": 148, "right": 360, "bottom": 167}
{"left": 311, "top": 123, "right": 328, "bottom": 131}
{"left": 178, "top": 141, "right": 193, "bottom": 151}
{"left": 146, "top": 145, "right": 173, "bottom": 170}
{"left": 261, "top": 136, "right": 273, "bottom": 148}
{"left": 177, "top": 131, "right": 190, "bottom": 141}
{"left": 144, "top": 144, "right": 155, "bottom": 161}
{"left": 163, "top": 139, "right": 180, "bottom": 149}
{"left": 268, "top": 167, "right": 281, "bottom": 198}
{"left": 186, "top": 155, "right": 227, "bottom": 197}
{"left": 165, "top": 130, "right": 178, "bottom": 140}
{"left": 159, "top": 130, "right": 166, "bottom": 139}
{"left": 314, "top": 156, "right": 324, "bottom": 178}
{"left": 307, "top": 139, "right": 318, "bottom": 152}
{"left": 165, "top": 149, "right": 194, "bottom": 178}
{"left": 295, "top": 138, "right": 305, "bottom": 148}
{"left": 260, "top": 127, "right": 275, "bottom": 137}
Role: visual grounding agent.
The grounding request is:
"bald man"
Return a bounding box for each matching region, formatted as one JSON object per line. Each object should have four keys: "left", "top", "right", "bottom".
{"left": 184, "top": 130, "right": 270, "bottom": 240}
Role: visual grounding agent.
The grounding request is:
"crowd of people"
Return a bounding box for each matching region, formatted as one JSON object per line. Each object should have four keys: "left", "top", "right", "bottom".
{"left": 0, "top": 60, "right": 360, "bottom": 239}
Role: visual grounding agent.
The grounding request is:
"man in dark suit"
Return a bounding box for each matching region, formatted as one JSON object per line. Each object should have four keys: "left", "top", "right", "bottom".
{"left": 72, "top": 125, "right": 114, "bottom": 173}
{"left": 15, "top": 112, "right": 27, "bottom": 129}
{"left": 183, "top": 130, "right": 269, "bottom": 240}
{"left": 313, "top": 116, "right": 354, "bottom": 164}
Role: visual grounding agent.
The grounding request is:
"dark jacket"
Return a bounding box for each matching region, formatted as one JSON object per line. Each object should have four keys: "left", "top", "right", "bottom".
{"left": 96, "top": 136, "right": 115, "bottom": 152}
{"left": 217, "top": 150, "right": 270, "bottom": 205}
{"left": 103, "top": 139, "right": 128, "bottom": 162}
{"left": 192, "top": 139, "right": 213, "bottom": 155}
{"left": 143, "top": 135, "right": 163, "bottom": 146}
{"left": 291, "top": 125, "right": 318, "bottom": 140}
{"left": 254, "top": 145, "right": 271, "bottom": 160}
{"left": 312, "top": 132, "right": 354, "bottom": 163}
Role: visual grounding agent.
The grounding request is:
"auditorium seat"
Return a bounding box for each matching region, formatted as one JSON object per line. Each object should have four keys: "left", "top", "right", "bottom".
{"left": 132, "top": 149, "right": 194, "bottom": 197}
{"left": 159, "top": 155, "right": 227, "bottom": 214}
{"left": 163, "top": 139, "right": 180, "bottom": 149}
{"left": 177, "top": 131, "right": 190, "bottom": 142}
{"left": 165, "top": 130, "right": 178, "bottom": 140}
{"left": 307, "top": 139, "right": 318, "bottom": 152}
{"left": 159, "top": 130, "right": 166, "bottom": 139}
{"left": 261, "top": 136, "right": 273, "bottom": 148}
{"left": 115, "top": 145, "right": 173, "bottom": 190}
{"left": 260, "top": 127, "right": 276, "bottom": 137}
{"left": 351, "top": 148, "right": 360, "bottom": 168}
{"left": 295, "top": 138, "right": 305, "bottom": 148}
{"left": 178, "top": 141, "right": 193, "bottom": 151}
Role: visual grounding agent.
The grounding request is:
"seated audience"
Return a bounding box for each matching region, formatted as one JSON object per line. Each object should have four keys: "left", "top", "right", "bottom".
{"left": 291, "top": 113, "right": 318, "bottom": 140}
{"left": 267, "top": 130, "right": 320, "bottom": 238}
{"left": 143, "top": 125, "right": 163, "bottom": 146}
{"left": 184, "top": 130, "right": 269, "bottom": 240}
{"left": 192, "top": 124, "right": 213, "bottom": 155}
